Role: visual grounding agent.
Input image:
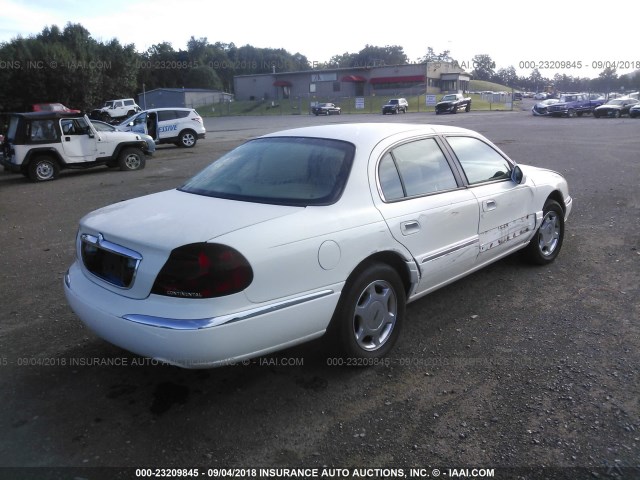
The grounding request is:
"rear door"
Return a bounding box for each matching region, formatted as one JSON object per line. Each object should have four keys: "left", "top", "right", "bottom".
{"left": 157, "top": 110, "right": 179, "bottom": 141}
{"left": 372, "top": 136, "right": 480, "bottom": 295}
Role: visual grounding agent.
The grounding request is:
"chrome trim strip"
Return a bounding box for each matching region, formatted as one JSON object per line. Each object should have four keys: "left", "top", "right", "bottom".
{"left": 80, "top": 233, "right": 143, "bottom": 289}
{"left": 421, "top": 236, "right": 479, "bottom": 264}
{"left": 81, "top": 233, "right": 143, "bottom": 261}
{"left": 122, "top": 289, "right": 335, "bottom": 331}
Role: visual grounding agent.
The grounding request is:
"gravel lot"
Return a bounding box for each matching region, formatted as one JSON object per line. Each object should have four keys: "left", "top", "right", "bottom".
{"left": 1, "top": 105, "right": 638, "bottom": 480}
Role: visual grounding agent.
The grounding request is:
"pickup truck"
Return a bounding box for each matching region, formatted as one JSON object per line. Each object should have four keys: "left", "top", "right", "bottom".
{"left": 546, "top": 93, "right": 604, "bottom": 117}
{"left": 435, "top": 94, "right": 471, "bottom": 114}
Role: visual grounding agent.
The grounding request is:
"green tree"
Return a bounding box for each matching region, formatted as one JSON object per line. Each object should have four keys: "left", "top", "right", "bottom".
{"left": 471, "top": 54, "right": 496, "bottom": 81}
{"left": 417, "top": 47, "right": 453, "bottom": 63}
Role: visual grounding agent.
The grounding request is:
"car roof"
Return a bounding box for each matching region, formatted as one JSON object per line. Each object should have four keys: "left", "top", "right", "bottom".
{"left": 10, "top": 111, "right": 85, "bottom": 120}
{"left": 262, "top": 123, "right": 476, "bottom": 142}
{"left": 142, "top": 107, "right": 195, "bottom": 112}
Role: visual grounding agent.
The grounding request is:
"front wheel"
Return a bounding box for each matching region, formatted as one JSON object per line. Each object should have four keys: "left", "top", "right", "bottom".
{"left": 524, "top": 199, "right": 564, "bottom": 265}
{"left": 331, "top": 263, "right": 405, "bottom": 360}
{"left": 178, "top": 130, "right": 197, "bottom": 148}
{"left": 567, "top": 109, "right": 577, "bottom": 118}
{"left": 118, "top": 148, "right": 145, "bottom": 171}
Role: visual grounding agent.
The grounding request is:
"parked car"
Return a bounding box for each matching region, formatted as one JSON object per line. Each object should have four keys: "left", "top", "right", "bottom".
{"left": 1, "top": 112, "right": 151, "bottom": 182}
{"left": 117, "top": 108, "right": 206, "bottom": 148}
{"left": 629, "top": 103, "right": 640, "bottom": 118}
{"left": 593, "top": 98, "right": 639, "bottom": 118}
{"left": 64, "top": 123, "right": 572, "bottom": 368}
{"left": 91, "top": 120, "right": 156, "bottom": 154}
{"left": 90, "top": 98, "right": 141, "bottom": 122}
{"left": 435, "top": 94, "right": 471, "bottom": 114}
{"left": 382, "top": 98, "right": 408, "bottom": 114}
{"left": 533, "top": 93, "right": 547, "bottom": 100}
{"left": 311, "top": 103, "right": 341, "bottom": 116}
{"left": 31, "top": 103, "right": 80, "bottom": 113}
{"left": 532, "top": 98, "right": 560, "bottom": 116}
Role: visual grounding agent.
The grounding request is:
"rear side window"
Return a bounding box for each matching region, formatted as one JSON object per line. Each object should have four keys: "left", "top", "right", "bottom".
{"left": 175, "top": 110, "right": 190, "bottom": 119}
{"left": 378, "top": 138, "right": 457, "bottom": 201}
{"left": 180, "top": 137, "right": 355, "bottom": 206}
{"left": 446, "top": 136, "right": 511, "bottom": 185}
{"left": 158, "top": 110, "right": 177, "bottom": 121}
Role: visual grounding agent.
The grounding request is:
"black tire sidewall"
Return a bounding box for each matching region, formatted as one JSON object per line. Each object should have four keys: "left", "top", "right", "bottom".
{"left": 525, "top": 199, "right": 564, "bottom": 265}
{"left": 118, "top": 148, "right": 145, "bottom": 171}
{"left": 28, "top": 156, "right": 59, "bottom": 182}
{"left": 331, "top": 263, "right": 406, "bottom": 360}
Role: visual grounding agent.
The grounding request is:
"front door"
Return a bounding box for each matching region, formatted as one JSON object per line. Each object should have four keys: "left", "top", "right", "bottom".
{"left": 445, "top": 136, "right": 536, "bottom": 262}
{"left": 59, "top": 118, "right": 97, "bottom": 163}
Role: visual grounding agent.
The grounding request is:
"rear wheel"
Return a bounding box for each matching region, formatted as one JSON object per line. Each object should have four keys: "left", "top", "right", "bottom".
{"left": 524, "top": 199, "right": 564, "bottom": 265}
{"left": 331, "top": 263, "right": 405, "bottom": 360}
{"left": 178, "top": 130, "right": 197, "bottom": 147}
{"left": 118, "top": 148, "right": 145, "bottom": 171}
{"left": 567, "top": 108, "right": 577, "bottom": 118}
{"left": 28, "top": 156, "right": 59, "bottom": 182}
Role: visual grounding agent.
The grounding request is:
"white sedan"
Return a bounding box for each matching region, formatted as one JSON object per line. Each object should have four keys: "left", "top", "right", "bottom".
{"left": 64, "top": 123, "right": 572, "bottom": 368}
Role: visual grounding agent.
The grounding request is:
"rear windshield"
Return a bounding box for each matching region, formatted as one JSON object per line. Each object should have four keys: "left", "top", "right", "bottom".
{"left": 180, "top": 137, "right": 355, "bottom": 206}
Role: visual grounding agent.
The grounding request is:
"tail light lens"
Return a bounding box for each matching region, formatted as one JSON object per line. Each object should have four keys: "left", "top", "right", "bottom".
{"left": 151, "top": 243, "right": 253, "bottom": 299}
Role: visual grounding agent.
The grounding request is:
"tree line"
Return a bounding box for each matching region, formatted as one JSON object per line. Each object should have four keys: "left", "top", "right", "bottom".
{"left": 0, "top": 23, "right": 637, "bottom": 112}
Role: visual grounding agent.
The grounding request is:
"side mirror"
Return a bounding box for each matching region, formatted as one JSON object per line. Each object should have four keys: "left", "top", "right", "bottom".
{"left": 511, "top": 165, "right": 525, "bottom": 184}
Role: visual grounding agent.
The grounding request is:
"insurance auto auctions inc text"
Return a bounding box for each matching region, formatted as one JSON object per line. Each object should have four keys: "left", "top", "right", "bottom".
{"left": 203, "top": 467, "right": 495, "bottom": 478}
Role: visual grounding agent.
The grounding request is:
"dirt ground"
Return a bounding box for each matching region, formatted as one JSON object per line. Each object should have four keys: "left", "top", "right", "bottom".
{"left": 0, "top": 108, "right": 638, "bottom": 480}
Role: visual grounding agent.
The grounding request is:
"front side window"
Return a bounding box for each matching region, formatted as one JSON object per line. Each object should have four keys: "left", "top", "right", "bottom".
{"left": 446, "top": 136, "right": 511, "bottom": 185}
{"left": 378, "top": 138, "right": 457, "bottom": 201}
{"left": 60, "top": 118, "right": 89, "bottom": 136}
{"left": 180, "top": 137, "right": 355, "bottom": 206}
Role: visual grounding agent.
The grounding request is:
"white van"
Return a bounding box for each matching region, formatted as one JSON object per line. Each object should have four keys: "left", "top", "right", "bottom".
{"left": 118, "top": 108, "right": 206, "bottom": 148}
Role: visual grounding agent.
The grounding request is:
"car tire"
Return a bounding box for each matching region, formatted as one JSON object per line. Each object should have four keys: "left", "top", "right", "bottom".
{"left": 28, "top": 156, "right": 59, "bottom": 182}
{"left": 567, "top": 109, "right": 576, "bottom": 118}
{"left": 178, "top": 130, "right": 197, "bottom": 148}
{"left": 118, "top": 147, "right": 145, "bottom": 171}
{"left": 465, "top": 103, "right": 471, "bottom": 113}
{"left": 331, "top": 262, "right": 406, "bottom": 360}
{"left": 613, "top": 110, "right": 621, "bottom": 118}
{"left": 524, "top": 199, "right": 564, "bottom": 265}
{"left": 593, "top": 111, "right": 600, "bottom": 118}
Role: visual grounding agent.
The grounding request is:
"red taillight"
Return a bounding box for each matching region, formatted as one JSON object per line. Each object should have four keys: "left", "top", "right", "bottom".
{"left": 151, "top": 243, "right": 253, "bottom": 299}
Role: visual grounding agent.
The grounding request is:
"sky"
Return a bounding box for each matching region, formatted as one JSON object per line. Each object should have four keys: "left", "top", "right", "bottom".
{"left": 1, "top": 0, "right": 639, "bottom": 80}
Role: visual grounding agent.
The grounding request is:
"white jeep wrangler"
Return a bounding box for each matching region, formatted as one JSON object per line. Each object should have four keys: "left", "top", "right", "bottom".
{"left": 90, "top": 98, "right": 141, "bottom": 122}
{"left": 1, "top": 112, "right": 152, "bottom": 182}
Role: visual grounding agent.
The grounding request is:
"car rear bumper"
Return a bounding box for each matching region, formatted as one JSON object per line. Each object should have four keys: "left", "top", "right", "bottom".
{"left": 64, "top": 261, "right": 342, "bottom": 368}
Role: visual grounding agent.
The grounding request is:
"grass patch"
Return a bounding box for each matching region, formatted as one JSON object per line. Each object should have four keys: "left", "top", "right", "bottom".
{"left": 198, "top": 80, "right": 520, "bottom": 117}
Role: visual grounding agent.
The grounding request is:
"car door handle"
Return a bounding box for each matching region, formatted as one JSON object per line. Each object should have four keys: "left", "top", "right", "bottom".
{"left": 401, "top": 220, "right": 421, "bottom": 235}
{"left": 483, "top": 200, "right": 497, "bottom": 211}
